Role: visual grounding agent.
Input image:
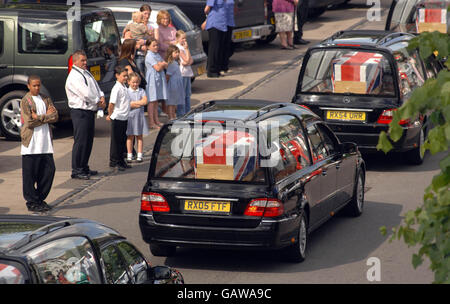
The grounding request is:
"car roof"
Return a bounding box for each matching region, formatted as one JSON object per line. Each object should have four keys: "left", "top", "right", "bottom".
{"left": 90, "top": 1, "right": 177, "bottom": 10}
{"left": 0, "top": 3, "right": 112, "bottom": 17}
{"left": 0, "top": 214, "right": 122, "bottom": 256}
{"left": 180, "top": 99, "right": 320, "bottom": 123}
{"left": 317, "top": 30, "right": 415, "bottom": 49}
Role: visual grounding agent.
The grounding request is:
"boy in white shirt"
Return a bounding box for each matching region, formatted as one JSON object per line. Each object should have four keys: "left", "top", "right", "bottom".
{"left": 20, "top": 75, "right": 58, "bottom": 212}
{"left": 107, "top": 66, "right": 132, "bottom": 171}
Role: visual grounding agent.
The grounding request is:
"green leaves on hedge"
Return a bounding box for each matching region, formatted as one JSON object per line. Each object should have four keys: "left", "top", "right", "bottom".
{"left": 378, "top": 32, "right": 450, "bottom": 283}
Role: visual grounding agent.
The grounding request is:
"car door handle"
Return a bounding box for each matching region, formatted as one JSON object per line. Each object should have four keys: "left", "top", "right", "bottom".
{"left": 336, "top": 161, "right": 342, "bottom": 170}
{"left": 322, "top": 170, "right": 327, "bottom": 176}
{"left": 0, "top": 64, "right": 7, "bottom": 69}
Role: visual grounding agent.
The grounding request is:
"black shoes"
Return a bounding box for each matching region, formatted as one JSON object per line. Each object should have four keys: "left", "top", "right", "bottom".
{"left": 26, "top": 201, "right": 53, "bottom": 213}
{"left": 110, "top": 162, "right": 131, "bottom": 171}
{"left": 294, "top": 39, "right": 310, "bottom": 45}
{"left": 207, "top": 72, "right": 220, "bottom": 78}
{"left": 71, "top": 169, "right": 98, "bottom": 180}
{"left": 71, "top": 173, "right": 90, "bottom": 180}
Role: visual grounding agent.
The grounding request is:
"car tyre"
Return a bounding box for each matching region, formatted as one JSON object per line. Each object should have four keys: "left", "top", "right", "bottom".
{"left": 344, "top": 169, "right": 365, "bottom": 217}
{"left": 150, "top": 243, "right": 176, "bottom": 257}
{"left": 284, "top": 211, "right": 308, "bottom": 263}
{"left": 0, "top": 90, "right": 26, "bottom": 141}
{"left": 407, "top": 127, "right": 425, "bottom": 165}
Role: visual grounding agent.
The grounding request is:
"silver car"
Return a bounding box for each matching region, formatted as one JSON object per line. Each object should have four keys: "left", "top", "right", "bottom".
{"left": 93, "top": 1, "right": 207, "bottom": 78}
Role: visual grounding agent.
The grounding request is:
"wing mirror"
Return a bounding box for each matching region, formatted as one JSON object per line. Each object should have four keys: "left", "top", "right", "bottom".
{"left": 340, "top": 142, "right": 358, "bottom": 154}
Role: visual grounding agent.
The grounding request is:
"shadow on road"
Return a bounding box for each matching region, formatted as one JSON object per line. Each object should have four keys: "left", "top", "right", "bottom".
{"left": 362, "top": 151, "right": 444, "bottom": 173}
{"left": 163, "top": 200, "right": 402, "bottom": 273}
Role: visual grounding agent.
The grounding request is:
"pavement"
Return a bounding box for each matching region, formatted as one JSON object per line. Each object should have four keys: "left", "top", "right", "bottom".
{"left": 0, "top": 3, "right": 387, "bottom": 215}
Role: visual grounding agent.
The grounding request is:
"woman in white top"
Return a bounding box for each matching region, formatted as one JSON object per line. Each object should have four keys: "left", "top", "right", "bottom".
{"left": 175, "top": 30, "right": 194, "bottom": 117}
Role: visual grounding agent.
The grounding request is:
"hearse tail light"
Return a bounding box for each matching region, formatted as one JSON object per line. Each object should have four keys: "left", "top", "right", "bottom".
{"left": 68, "top": 55, "right": 73, "bottom": 74}
{"left": 244, "top": 198, "right": 284, "bottom": 218}
{"left": 377, "top": 109, "right": 411, "bottom": 126}
{"left": 141, "top": 192, "right": 170, "bottom": 212}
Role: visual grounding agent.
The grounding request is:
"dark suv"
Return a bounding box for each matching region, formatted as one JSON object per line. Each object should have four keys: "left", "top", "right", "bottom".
{"left": 0, "top": 215, "right": 184, "bottom": 284}
{"left": 139, "top": 99, "right": 365, "bottom": 263}
{"left": 0, "top": 3, "right": 121, "bottom": 140}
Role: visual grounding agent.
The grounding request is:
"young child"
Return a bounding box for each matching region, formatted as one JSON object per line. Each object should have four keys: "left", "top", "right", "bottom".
{"left": 107, "top": 66, "right": 132, "bottom": 171}
{"left": 145, "top": 38, "right": 168, "bottom": 129}
{"left": 165, "top": 45, "right": 185, "bottom": 120}
{"left": 20, "top": 75, "right": 58, "bottom": 212}
{"left": 124, "top": 11, "right": 153, "bottom": 41}
{"left": 126, "top": 73, "right": 149, "bottom": 163}
{"left": 175, "top": 30, "right": 194, "bottom": 117}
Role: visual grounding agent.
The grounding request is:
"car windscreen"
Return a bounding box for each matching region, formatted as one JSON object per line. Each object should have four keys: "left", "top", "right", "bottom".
{"left": 151, "top": 122, "right": 267, "bottom": 183}
{"left": 0, "top": 222, "right": 45, "bottom": 250}
{"left": 300, "top": 49, "right": 396, "bottom": 98}
{"left": 0, "top": 260, "right": 28, "bottom": 284}
{"left": 81, "top": 10, "right": 120, "bottom": 59}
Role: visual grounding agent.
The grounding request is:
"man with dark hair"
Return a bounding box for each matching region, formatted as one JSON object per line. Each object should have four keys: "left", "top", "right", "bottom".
{"left": 21, "top": 75, "right": 58, "bottom": 212}
{"left": 65, "top": 50, "right": 106, "bottom": 180}
{"left": 293, "top": 0, "right": 310, "bottom": 45}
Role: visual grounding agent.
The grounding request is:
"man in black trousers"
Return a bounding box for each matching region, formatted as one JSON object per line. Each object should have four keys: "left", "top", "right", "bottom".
{"left": 294, "top": 0, "right": 310, "bottom": 45}
{"left": 65, "top": 50, "right": 106, "bottom": 180}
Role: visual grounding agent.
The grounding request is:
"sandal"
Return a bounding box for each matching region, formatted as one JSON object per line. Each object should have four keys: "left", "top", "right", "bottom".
{"left": 149, "top": 125, "right": 160, "bottom": 130}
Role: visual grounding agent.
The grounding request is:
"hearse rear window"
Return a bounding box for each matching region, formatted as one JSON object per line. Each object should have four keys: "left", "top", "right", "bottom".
{"left": 152, "top": 123, "right": 267, "bottom": 183}
{"left": 18, "top": 17, "right": 68, "bottom": 54}
{"left": 301, "top": 49, "right": 395, "bottom": 97}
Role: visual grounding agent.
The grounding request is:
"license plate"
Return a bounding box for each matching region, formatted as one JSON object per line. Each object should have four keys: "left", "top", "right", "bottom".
{"left": 184, "top": 200, "right": 231, "bottom": 213}
{"left": 197, "top": 65, "right": 206, "bottom": 76}
{"left": 326, "top": 110, "right": 366, "bottom": 121}
{"left": 90, "top": 65, "right": 101, "bottom": 81}
{"left": 233, "top": 29, "right": 252, "bottom": 41}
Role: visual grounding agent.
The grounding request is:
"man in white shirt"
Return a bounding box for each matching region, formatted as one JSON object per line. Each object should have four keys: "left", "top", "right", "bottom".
{"left": 20, "top": 75, "right": 58, "bottom": 212}
{"left": 65, "top": 50, "right": 106, "bottom": 180}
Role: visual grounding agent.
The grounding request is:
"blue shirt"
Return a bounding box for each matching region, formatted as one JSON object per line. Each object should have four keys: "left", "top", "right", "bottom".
{"left": 225, "top": 0, "right": 235, "bottom": 27}
{"left": 206, "top": 0, "right": 227, "bottom": 32}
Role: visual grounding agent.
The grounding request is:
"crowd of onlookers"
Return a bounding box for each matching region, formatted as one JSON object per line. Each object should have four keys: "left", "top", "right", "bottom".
{"left": 19, "top": 1, "right": 311, "bottom": 213}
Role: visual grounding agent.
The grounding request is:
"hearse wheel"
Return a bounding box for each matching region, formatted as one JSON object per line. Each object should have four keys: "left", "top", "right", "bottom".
{"left": 284, "top": 211, "right": 308, "bottom": 263}
{"left": 150, "top": 243, "right": 176, "bottom": 257}
{"left": 407, "top": 127, "right": 425, "bottom": 165}
{"left": 344, "top": 169, "right": 365, "bottom": 217}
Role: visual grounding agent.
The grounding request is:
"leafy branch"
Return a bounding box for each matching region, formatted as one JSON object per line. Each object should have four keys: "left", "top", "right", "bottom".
{"left": 377, "top": 31, "right": 450, "bottom": 284}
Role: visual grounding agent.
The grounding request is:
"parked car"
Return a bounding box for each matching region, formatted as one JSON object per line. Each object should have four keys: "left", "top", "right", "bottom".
{"left": 385, "top": 0, "right": 449, "bottom": 34}
{"left": 0, "top": 214, "right": 184, "bottom": 284}
{"left": 91, "top": 1, "right": 207, "bottom": 78}
{"left": 0, "top": 3, "right": 122, "bottom": 140}
{"left": 121, "top": 0, "right": 276, "bottom": 48}
{"left": 138, "top": 99, "right": 365, "bottom": 263}
{"left": 292, "top": 30, "right": 444, "bottom": 164}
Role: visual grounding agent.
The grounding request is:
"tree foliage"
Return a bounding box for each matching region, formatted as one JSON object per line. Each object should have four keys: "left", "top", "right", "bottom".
{"left": 377, "top": 31, "right": 450, "bottom": 284}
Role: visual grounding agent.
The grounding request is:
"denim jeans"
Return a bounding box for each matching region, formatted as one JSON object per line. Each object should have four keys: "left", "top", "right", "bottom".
{"left": 177, "top": 77, "right": 192, "bottom": 117}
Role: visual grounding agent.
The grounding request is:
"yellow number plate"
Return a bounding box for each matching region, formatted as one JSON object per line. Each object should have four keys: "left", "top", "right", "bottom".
{"left": 184, "top": 200, "right": 231, "bottom": 213}
{"left": 90, "top": 65, "right": 101, "bottom": 81}
{"left": 326, "top": 111, "right": 366, "bottom": 121}
{"left": 197, "top": 65, "right": 206, "bottom": 76}
{"left": 233, "top": 30, "right": 252, "bottom": 41}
